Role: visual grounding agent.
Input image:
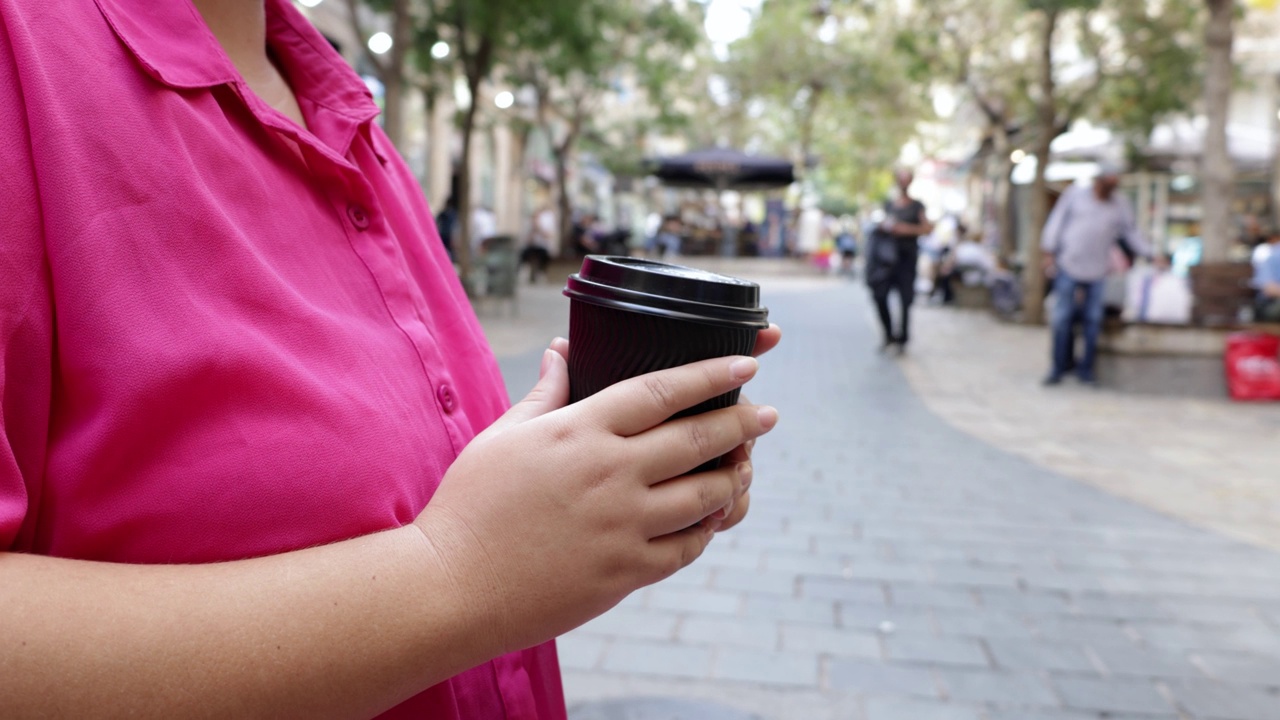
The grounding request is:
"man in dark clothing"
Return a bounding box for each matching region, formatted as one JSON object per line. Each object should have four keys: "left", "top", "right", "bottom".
{"left": 868, "top": 168, "right": 933, "bottom": 353}
{"left": 434, "top": 194, "right": 458, "bottom": 261}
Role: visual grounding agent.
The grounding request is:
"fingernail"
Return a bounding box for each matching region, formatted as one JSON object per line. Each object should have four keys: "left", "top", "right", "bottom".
{"left": 539, "top": 349, "right": 554, "bottom": 378}
{"left": 738, "top": 462, "right": 753, "bottom": 490}
{"left": 730, "top": 357, "right": 758, "bottom": 381}
{"left": 757, "top": 406, "right": 778, "bottom": 430}
{"left": 710, "top": 506, "right": 729, "bottom": 521}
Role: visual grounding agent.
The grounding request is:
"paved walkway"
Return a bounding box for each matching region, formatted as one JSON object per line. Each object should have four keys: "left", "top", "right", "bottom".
{"left": 897, "top": 302, "right": 1280, "bottom": 553}
{"left": 483, "top": 265, "right": 1280, "bottom": 720}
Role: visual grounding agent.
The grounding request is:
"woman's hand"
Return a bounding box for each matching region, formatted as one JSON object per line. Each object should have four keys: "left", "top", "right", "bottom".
{"left": 414, "top": 334, "right": 779, "bottom": 655}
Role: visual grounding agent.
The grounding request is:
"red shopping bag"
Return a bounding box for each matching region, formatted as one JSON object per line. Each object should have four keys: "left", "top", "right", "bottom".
{"left": 1225, "top": 333, "right": 1280, "bottom": 401}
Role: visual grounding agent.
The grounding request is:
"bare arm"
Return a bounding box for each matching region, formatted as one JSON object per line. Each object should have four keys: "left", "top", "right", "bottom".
{"left": 1, "top": 526, "right": 498, "bottom": 720}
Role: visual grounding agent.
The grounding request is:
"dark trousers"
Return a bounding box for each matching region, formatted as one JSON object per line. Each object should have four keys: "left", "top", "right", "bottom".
{"left": 520, "top": 246, "right": 551, "bottom": 282}
{"left": 870, "top": 245, "right": 919, "bottom": 344}
{"left": 1050, "top": 272, "right": 1106, "bottom": 381}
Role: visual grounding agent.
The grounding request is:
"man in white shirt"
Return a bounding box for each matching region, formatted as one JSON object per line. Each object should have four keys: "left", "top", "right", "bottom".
{"left": 1040, "top": 165, "right": 1151, "bottom": 385}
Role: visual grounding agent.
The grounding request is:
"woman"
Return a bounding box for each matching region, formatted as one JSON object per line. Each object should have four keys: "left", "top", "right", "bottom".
{"left": 868, "top": 168, "right": 933, "bottom": 352}
{"left": 0, "top": 1, "right": 779, "bottom": 717}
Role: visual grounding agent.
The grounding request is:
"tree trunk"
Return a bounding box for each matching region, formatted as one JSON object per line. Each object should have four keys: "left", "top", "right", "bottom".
{"left": 554, "top": 150, "right": 573, "bottom": 255}
{"left": 990, "top": 123, "right": 1016, "bottom": 258}
{"left": 379, "top": 0, "right": 410, "bottom": 151}
{"left": 1201, "top": 0, "right": 1235, "bottom": 263}
{"left": 455, "top": 74, "right": 481, "bottom": 295}
{"left": 1023, "top": 9, "right": 1059, "bottom": 325}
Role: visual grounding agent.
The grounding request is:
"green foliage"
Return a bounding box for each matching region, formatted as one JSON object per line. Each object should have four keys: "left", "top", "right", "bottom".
{"left": 1021, "top": 0, "right": 1101, "bottom": 11}
{"left": 718, "top": 0, "right": 928, "bottom": 205}
{"left": 1094, "top": 0, "right": 1203, "bottom": 139}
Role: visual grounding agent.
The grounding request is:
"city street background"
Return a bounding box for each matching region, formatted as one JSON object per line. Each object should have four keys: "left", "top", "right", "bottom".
{"left": 483, "top": 262, "right": 1280, "bottom": 720}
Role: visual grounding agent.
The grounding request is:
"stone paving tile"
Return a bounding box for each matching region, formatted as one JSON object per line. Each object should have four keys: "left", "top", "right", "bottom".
{"left": 600, "top": 639, "right": 713, "bottom": 680}
{"left": 839, "top": 602, "right": 935, "bottom": 635}
{"left": 1051, "top": 676, "right": 1174, "bottom": 715}
{"left": 1193, "top": 651, "right": 1280, "bottom": 687}
{"left": 710, "top": 568, "right": 797, "bottom": 597}
{"left": 712, "top": 648, "right": 819, "bottom": 688}
{"left": 930, "top": 608, "right": 1037, "bottom": 639}
{"left": 779, "top": 623, "right": 880, "bottom": 659}
{"left": 883, "top": 634, "right": 989, "bottom": 668}
{"left": 825, "top": 659, "right": 940, "bottom": 697}
{"left": 1165, "top": 679, "right": 1280, "bottom": 720}
{"left": 557, "top": 635, "right": 607, "bottom": 672}
{"left": 1086, "top": 641, "right": 1205, "bottom": 680}
{"left": 742, "top": 595, "right": 837, "bottom": 627}
{"left": 731, "top": 533, "right": 812, "bottom": 554}
{"left": 1030, "top": 616, "right": 1135, "bottom": 644}
{"left": 575, "top": 608, "right": 678, "bottom": 642}
{"left": 647, "top": 587, "right": 741, "bottom": 617}
{"left": 762, "top": 551, "right": 848, "bottom": 577}
{"left": 936, "top": 668, "right": 1060, "bottom": 707}
{"left": 986, "top": 638, "right": 1100, "bottom": 673}
{"left": 800, "top": 577, "right": 886, "bottom": 604}
{"left": 977, "top": 588, "right": 1075, "bottom": 614}
{"left": 864, "top": 696, "right": 984, "bottom": 720}
{"left": 679, "top": 616, "right": 778, "bottom": 652}
{"left": 927, "top": 563, "right": 1022, "bottom": 590}
{"left": 887, "top": 584, "right": 980, "bottom": 610}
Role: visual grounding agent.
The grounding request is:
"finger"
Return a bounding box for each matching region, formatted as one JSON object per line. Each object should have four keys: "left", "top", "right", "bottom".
{"left": 483, "top": 346, "right": 569, "bottom": 434}
{"left": 721, "top": 442, "right": 751, "bottom": 468}
{"left": 549, "top": 336, "right": 569, "bottom": 362}
{"left": 644, "top": 523, "right": 715, "bottom": 584}
{"left": 631, "top": 404, "right": 777, "bottom": 482}
{"left": 642, "top": 466, "right": 739, "bottom": 539}
{"left": 582, "top": 356, "right": 759, "bottom": 437}
{"left": 715, "top": 490, "right": 751, "bottom": 533}
{"left": 752, "top": 324, "right": 782, "bottom": 358}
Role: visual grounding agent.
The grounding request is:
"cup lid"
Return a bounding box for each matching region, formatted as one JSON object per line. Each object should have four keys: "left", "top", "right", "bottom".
{"left": 564, "top": 255, "right": 769, "bottom": 329}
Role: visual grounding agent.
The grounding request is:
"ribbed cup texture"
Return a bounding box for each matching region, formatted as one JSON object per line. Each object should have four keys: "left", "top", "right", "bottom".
{"left": 568, "top": 300, "right": 759, "bottom": 474}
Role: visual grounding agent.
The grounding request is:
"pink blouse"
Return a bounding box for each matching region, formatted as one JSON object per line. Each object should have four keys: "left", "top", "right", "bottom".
{"left": 0, "top": 0, "right": 564, "bottom": 716}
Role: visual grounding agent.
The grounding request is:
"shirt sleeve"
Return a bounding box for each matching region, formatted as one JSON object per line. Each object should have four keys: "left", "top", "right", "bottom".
{"left": 1260, "top": 253, "right": 1280, "bottom": 288}
{"left": 1118, "top": 196, "right": 1152, "bottom": 259}
{"left": 1041, "top": 187, "right": 1073, "bottom": 255}
{"left": 0, "top": 8, "right": 54, "bottom": 550}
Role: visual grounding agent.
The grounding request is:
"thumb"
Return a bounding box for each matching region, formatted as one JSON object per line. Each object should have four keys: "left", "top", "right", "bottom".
{"left": 486, "top": 346, "right": 570, "bottom": 435}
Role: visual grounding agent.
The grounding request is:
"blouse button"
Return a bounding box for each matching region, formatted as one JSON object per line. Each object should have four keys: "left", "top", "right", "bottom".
{"left": 347, "top": 203, "right": 371, "bottom": 230}
{"left": 437, "top": 383, "right": 457, "bottom": 414}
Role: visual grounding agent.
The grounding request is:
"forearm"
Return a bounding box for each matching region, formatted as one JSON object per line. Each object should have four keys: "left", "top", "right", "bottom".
{"left": 0, "top": 525, "right": 503, "bottom": 720}
{"left": 893, "top": 224, "right": 930, "bottom": 237}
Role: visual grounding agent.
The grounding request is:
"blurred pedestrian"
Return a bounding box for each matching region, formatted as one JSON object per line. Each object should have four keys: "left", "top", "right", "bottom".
{"left": 522, "top": 204, "right": 556, "bottom": 283}
{"left": 650, "top": 215, "right": 683, "bottom": 259}
{"left": 1041, "top": 165, "right": 1151, "bottom": 386}
{"left": 471, "top": 203, "right": 497, "bottom": 256}
{"left": 434, "top": 194, "right": 459, "bottom": 261}
{"left": 835, "top": 220, "right": 858, "bottom": 277}
{"left": 1253, "top": 230, "right": 1280, "bottom": 322}
{"left": 570, "top": 212, "right": 601, "bottom": 258}
{"left": 867, "top": 168, "right": 933, "bottom": 353}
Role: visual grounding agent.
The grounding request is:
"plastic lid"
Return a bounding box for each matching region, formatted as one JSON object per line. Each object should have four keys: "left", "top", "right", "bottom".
{"left": 564, "top": 256, "right": 769, "bottom": 329}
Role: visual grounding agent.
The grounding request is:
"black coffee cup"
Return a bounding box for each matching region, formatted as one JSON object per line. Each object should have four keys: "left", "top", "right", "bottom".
{"left": 563, "top": 256, "right": 769, "bottom": 473}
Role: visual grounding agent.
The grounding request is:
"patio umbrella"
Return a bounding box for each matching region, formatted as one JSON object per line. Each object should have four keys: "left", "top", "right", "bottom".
{"left": 646, "top": 148, "right": 796, "bottom": 255}
{"left": 646, "top": 147, "right": 796, "bottom": 192}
